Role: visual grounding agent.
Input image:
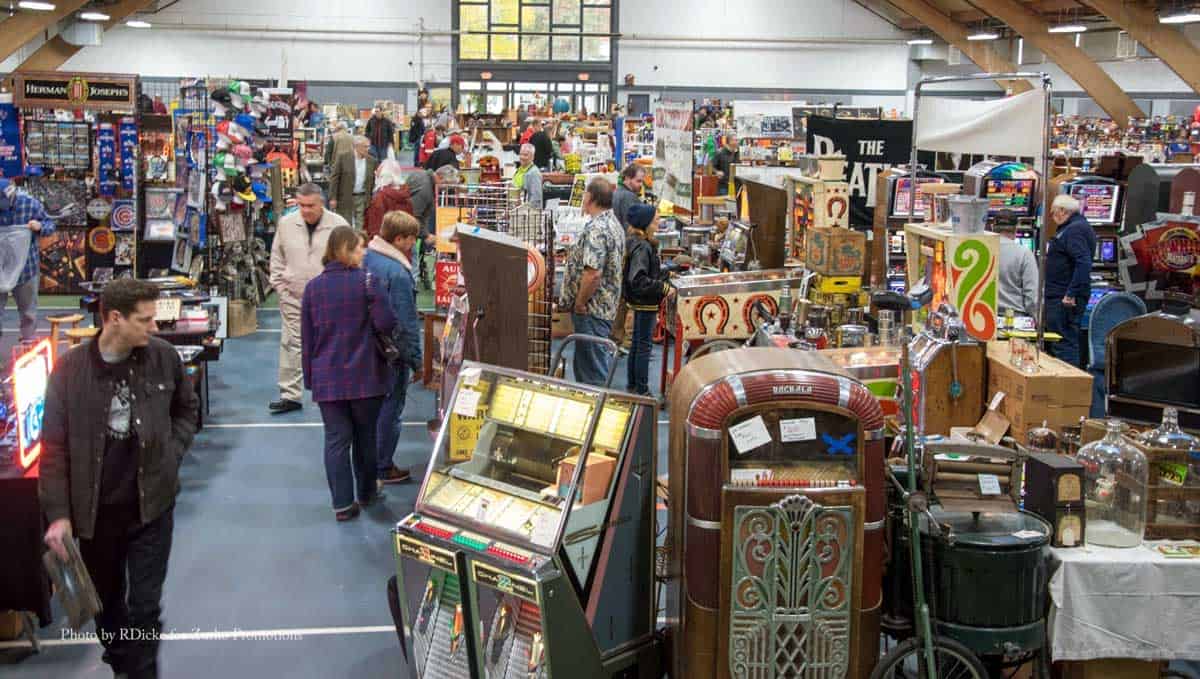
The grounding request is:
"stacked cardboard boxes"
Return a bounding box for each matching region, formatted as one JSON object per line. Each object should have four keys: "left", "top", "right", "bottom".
{"left": 986, "top": 341, "right": 1093, "bottom": 445}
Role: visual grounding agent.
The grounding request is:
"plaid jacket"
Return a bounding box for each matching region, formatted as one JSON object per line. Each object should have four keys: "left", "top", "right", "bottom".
{"left": 301, "top": 263, "right": 397, "bottom": 402}
{"left": 0, "top": 191, "right": 56, "bottom": 285}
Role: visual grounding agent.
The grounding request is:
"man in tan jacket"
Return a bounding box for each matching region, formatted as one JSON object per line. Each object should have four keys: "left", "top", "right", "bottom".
{"left": 328, "top": 135, "right": 377, "bottom": 228}
{"left": 324, "top": 120, "right": 353, "bottom": 168}
{"left": 267, "top": 183, "right": 348, "bottom": 414}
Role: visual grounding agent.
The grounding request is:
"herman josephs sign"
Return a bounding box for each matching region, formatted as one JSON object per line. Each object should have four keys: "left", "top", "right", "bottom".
{"left": 14, "top": 73, "right": 137, "bottom": 111}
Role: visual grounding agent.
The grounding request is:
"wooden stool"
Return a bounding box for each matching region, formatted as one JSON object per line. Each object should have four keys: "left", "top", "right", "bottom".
{"left": 47, "top": 313, "right": 84, "bottom": 349}
{"left": 64, "top": 326, "right": 99, "bottom": 347}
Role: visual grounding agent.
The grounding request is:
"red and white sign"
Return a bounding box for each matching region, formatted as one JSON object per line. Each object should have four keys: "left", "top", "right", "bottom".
{"left": 435, "top": 260, "right": 461, "bottom": 308}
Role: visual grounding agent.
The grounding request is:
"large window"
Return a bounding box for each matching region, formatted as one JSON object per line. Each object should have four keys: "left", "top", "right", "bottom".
{"left": 458, "top": 0, "right": 613, "bottom": 62}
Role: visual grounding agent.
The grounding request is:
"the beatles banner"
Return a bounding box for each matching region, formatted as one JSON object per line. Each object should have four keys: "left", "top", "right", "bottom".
{"left": 806, "top": 116, "right": 913, "bottom": 227}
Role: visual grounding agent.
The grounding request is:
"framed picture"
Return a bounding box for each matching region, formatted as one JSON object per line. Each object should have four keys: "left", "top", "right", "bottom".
{"left": 145, "top": 218, "right": 176, "bottom": 242}
{"left": 91, "top": 267, "right": 114, "bottom": 285}
{"left": 218, "top": 211, "right": 246, "bottom": 242}
{"left": 114, "top": 233, "right": 135, "bottom": 266}
{"left": 171, "top": 238, "right": 193, "bottom": 274}
{"left": 204, "top": 296, "right": 229, "bottom": 339}
{"left": 186, "top": 166, "right": 204, "bottom": 208}
{"left": 145, "top": 188, "right": 179, "bottom": 220}
{"left": 185, "top": 208, "right": 204, "bottom": 247}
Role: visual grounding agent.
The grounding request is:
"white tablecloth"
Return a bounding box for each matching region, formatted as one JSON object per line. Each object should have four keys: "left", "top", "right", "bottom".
{"left": 1048, "top": 544, "right": 1200, "bottom": 661}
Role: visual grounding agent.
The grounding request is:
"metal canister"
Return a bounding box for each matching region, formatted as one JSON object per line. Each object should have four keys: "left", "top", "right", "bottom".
{"left": 682, "top": 225, "right": 714, "bottom": 250}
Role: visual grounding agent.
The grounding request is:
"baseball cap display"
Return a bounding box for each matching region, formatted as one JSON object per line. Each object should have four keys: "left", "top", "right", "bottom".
{"left": 234, "top": 114, "right": 258, "bottom": 139}
{"left": 228, "top": 81, "right": 251, "bottom": 109}
{"left": 251, "top": 181, "right": 272, "bottom": 204}
{"left": 449, "top": 134, "right": 466, "bottom": 148}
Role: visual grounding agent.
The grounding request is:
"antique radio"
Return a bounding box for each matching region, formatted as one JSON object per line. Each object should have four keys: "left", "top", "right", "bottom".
{"left": 1024, "top": 453, "right": 1087, "bottom": 547}
{"left": 668, "top": 348, "right": 885, "bottom": 679}
{"left": 394, "top": 362, "right": 660, "bottom": 679}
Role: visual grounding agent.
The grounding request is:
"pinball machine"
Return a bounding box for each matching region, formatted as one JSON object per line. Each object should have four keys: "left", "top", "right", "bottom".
{"left": 393, "top": 362, "right": 661, "bottom": 679}
{"left": 667, "top": 348, "right": 886, "bottom": 679}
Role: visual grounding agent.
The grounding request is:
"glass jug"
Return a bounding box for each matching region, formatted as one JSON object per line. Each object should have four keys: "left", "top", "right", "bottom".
{"left": 1140, "top": 408, "right": 1200, "bottom": 524}
{"left": 1077, "top": 419, "right": 1148, "bottom": 548}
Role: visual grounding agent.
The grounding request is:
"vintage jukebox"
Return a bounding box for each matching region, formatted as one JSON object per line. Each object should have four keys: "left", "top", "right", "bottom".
{"left": 667, "top": 348, "right": 886, "bottom": 679}
{"left": 393, "top": 363, "right": 660, "bottom": 679}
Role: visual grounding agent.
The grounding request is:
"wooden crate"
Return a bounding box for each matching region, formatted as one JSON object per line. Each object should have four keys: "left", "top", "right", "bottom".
{"left": 1081, "top": 419, "right": 1200, "bottom": 540}
{"left": 806, "top": 226, "right": 866, "bottom": 277}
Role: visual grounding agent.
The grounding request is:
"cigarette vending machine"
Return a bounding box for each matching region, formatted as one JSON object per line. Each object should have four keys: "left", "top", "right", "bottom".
{"left": 393, "top": 362, "right": 660, "bottom": 679}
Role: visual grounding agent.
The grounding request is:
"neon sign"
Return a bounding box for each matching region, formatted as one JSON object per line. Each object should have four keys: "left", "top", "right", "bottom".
{"left": 13, "top": 338, "right": 52, "bottom": 469}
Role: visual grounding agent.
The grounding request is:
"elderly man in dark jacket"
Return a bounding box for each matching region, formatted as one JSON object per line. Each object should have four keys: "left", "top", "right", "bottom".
{"left": 1044, "top": 193, "right": 1096, "bottom": 367}
{"left": 41, "top": 278, "right": 200, "bottom": 679}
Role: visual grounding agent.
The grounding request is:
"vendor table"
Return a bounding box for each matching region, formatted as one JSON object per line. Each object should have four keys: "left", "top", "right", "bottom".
{"left": 1049, "top": 544, "right": 1200, "bottom": 662}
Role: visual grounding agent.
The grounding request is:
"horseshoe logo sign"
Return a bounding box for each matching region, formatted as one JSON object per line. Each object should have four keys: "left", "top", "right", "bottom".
{"left": 742, "top": 294, "right": 779, "bottom": 329}
{"left": 693, "top": 295, "right": 731, "bottom": 336}
{"left": 826, "top": 195, "right": 848, "bottom": 222}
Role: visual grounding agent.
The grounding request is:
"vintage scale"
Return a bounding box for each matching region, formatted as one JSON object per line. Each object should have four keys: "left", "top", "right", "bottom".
{"left": 393, "top": 362, "right": 660, "bottom": 679}
{"left": 908, "top": 302, "right": 988, "bottom": 436}
{"left": 667, "top": 348, "right": 886, "bottom": 679}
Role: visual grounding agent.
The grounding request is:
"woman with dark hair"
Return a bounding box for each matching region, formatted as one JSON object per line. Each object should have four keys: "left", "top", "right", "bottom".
{"left": 301, "top": 226, "right": 397, "bottom": 521}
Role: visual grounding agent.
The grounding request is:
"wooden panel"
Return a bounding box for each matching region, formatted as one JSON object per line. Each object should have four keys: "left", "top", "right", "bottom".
{"left": 456, "top": 229, "right": 528, "bottom": 371}
{"left": 742, "top": 179, "right": 789, "bottom": 269}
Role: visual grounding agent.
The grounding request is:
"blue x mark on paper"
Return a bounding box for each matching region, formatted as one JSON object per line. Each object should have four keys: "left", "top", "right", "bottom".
{"left": 822, "top": 433, "right": 856, "bottom": 456}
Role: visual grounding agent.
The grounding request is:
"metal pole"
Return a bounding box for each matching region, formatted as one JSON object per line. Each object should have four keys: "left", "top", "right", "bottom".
{"left": 1036, "top": 75, "right": 1052, "bottom": 354}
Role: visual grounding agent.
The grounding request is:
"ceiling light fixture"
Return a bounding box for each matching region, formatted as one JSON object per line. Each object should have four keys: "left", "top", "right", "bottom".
{"left": 907, "top": 38, "right": 934, "bottom": 45}
{"left": 126, "top": 19, "right": 151, "bottom": 28}
{"left": 967, "top": 31, "right": 1000, "bottom": 41}
{"left": 1048, "top": 23, "right": 1087, "bottom": 33}
{"left": 18, "top": 1, "right": 57, "bottom": 10}
{"left": 79, "top": 11, "right": 110, "bottom": 21}
{"left": 1159, "top": 6, "right": 1200, "bottom": 23}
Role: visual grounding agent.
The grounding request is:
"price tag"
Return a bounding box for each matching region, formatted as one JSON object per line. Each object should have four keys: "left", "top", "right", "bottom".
{"left": 978, "top": 473, "right": 1002, "bottom": 496}
{"left": 729, "top": 416, "right": 772, "bottom": 455}
{"left": 461, "top": 367, "right": 481, "bottom": 386}
{"left": 1012, "top": 530, "right": 1044, "bottom": 540}
{"left": 779, "top": 418, "right": 817, "bottom": 443}
{"left": 453, "top": 389, "right": 482, "bottom": 418}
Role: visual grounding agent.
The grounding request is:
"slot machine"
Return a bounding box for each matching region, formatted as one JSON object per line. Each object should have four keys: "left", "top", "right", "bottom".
{"left": 393, "top": 362, "right": 660, "bottom": 679}
{"left": 667, "top": 348, "right": 885, "bottom": 679}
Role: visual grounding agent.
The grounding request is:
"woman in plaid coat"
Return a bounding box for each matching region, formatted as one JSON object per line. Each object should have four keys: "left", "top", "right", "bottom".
{"left": 301, "top": 227, "right": 396, "bottom": 521}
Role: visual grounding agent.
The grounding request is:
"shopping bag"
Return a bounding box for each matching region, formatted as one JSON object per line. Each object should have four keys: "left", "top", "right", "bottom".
{"left": 0, "top": 228, "right": 32, "bottom": 294}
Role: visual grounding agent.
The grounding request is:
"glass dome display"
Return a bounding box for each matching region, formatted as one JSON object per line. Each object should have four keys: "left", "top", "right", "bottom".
{"left": 1077, "top": 419, "right": 1149, "bottom": 548}
{"left": 1139, "top": 408, "right": 1200, "bottom": 524}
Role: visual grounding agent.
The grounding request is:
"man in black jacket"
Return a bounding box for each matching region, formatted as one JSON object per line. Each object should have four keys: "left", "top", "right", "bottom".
{"left": 530, "top": 120, "right": 556, "bottom": 170}
{"left": 1043, "top": 193, "right": 1096, "bottom": 367}
{"left": 365, "top": 108, "right": 395, "bottom": 161}
{"left": 41, "top": 278, "right": 200, "bottom": 679}
{"left": 424, "top": 134, "right": 464, "bottom": 172}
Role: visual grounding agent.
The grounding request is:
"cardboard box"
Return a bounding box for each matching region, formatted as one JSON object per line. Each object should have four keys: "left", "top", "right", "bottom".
{"left": 227, "top": 300, "right": 257, "bottom": 338}
{"left": 986, "top": 341, "right": 1093, "bottom": 444}
{"left": 806, "top": 226, "right": 866, "bottom": 277}
{"left": 556, "top": 453, "right": 616, "bottom": 506}
{"left": 1056, "top": 659, "right": 1162, "bottom": 679}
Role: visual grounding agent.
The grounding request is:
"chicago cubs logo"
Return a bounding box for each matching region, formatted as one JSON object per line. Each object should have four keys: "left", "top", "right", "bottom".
{"left": 111, "top": 200, "right": 136, "bottom": 230}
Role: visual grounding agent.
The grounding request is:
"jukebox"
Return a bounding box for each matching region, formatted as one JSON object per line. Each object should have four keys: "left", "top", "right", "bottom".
{"left": 667, "top": 348, "right": 886, "bottom": 679}
{"left": 393, "top": 362, "right": 660, "bottom": 679}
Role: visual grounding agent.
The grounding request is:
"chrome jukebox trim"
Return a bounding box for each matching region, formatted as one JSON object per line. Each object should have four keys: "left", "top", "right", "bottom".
{"left": 687, "top": 515, "right": 723, "bottom": 531}
{"left": 725, "top": 374, "right": 748, "bottom": 407}
{"left": 836, "top": 376, "right": 853, "bottom": 409}
{"left": 686, "top": 421, "right": 724, "bottom": 440}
